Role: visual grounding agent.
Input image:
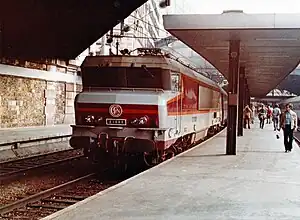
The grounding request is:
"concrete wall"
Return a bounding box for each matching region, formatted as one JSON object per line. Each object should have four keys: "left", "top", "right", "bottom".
{"left": 0, "top": 62, "right": 82, "bottom": 128}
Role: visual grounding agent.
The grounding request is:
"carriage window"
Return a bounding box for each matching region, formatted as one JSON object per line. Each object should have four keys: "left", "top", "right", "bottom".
{"left": 198, "top": 86, "right": 213, "bottom": 109}
{"left": 171, "top": 73, "right": 180, "bottom": 92}
{"left": 212, "top": 91, "right": 220, "bottom": 108}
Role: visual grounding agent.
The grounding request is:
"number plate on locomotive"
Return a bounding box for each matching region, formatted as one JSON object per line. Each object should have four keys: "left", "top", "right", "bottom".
{"left": 106, "top": 118, "right": 127, "bottom": 126}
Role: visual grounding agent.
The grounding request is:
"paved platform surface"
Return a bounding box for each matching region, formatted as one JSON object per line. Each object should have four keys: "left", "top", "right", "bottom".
{"left": 0, "top": 124, "right": 71, "bottom": 144}
{"left": 44, "top": 123, "right": 300, "bottom": 220}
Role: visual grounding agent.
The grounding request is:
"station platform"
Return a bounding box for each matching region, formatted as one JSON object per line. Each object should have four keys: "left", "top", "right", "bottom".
{"left": 0, "top": 124, "right": 73, "bottom": 162}
{"left": 44, "top": 123, "right": 300, "bottom": 220}
{"left": 0, "top": 124, "right": 71, "bottom": 145}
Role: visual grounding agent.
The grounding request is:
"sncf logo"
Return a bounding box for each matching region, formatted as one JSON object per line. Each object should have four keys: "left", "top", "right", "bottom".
{"left": 109, "top": 104, "right": 123, "bottom": 117}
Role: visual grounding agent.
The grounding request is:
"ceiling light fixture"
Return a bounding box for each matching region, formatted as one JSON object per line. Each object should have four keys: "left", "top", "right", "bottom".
{"left": 255, "top": 38, "right": 298, "bottom": 41}
{"left": 220, "top": 60, "right": 246, "bottom": 63}
{"left": 260, "top": 65, "right": 285, "bottom": 68}
{"left": 259, "top": 55, "right": 290, "bottom": 58}
{"left": 205, "top": 47, "right": 229, "bottom": 50}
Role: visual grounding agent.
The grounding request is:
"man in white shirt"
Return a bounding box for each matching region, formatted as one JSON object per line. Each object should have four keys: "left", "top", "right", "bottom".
{"left": 280, "top": 103, "right": 298, "bottom": 152}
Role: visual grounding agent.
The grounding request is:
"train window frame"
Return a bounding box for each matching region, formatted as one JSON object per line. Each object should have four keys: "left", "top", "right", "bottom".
{"left": 171, "top": 72, "right": 180, "bottom": 92}
{"left": 81, "top": 66, "right": 168, "bottom": 90}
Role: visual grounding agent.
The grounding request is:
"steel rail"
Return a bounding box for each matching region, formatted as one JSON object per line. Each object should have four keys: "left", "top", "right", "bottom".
{"left": 0, "top": 148, "right": 74, "bottom": 165}
{"left": 0, "top": 154, "right": 84, "bottom": 181}
{"left": 0, "top": 173, "right": 96, "bottom": 215}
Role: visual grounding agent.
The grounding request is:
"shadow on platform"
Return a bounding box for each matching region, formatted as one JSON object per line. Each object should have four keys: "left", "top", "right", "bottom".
{"left": 181, "top": 153, "right": 227, "bottom": 158}
{"left": 238, "top": 150, "right": 284, "bottom": 153}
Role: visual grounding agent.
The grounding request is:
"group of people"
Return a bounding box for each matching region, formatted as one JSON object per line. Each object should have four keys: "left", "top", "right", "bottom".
{"left": 243, "top": 103, "right": 298, "bottom": 153}
{"left": 257, "top": 104, "right": 279, "bottom": 130}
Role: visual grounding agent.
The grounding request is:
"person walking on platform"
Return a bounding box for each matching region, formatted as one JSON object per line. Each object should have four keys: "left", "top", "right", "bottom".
{"left": 258, "top": 104, "right": 266, "bottom": 129}
{"left": 280, "top": 103, "right": 297, "bottom": 153}
{"left": 243, "top": 105, "right": 252, "bottom": 129}
{"left": 266, "top": 106, "right": 272, "bottom": 124}
{"left": 251, "top": 104, "right": 256, "bottom": 124}
{"left": 272, "top": 104, "right": 281, "bottom": 131}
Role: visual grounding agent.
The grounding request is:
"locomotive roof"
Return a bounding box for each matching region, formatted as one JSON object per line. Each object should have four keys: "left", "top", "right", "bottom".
{"left": 82, "top": 55, "right": 226, "bottom": 94}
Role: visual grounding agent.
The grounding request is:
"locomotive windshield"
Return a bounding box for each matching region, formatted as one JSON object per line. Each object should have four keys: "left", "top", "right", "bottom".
{"left": 82, "top": 67, "right": 170, "bottom": 89}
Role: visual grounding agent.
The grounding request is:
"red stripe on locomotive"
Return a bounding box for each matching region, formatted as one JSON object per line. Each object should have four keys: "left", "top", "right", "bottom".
{"left": 76, "top": 103, "right": 159, "bottom": 128}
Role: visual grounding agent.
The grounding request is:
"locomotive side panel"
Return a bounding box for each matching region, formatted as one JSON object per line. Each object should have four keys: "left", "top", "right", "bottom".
{"left": 180, "top": 74, "right": 223, "bottom": 141}
{"left": 161, "top": 73, "right": 224, "bottom": 150}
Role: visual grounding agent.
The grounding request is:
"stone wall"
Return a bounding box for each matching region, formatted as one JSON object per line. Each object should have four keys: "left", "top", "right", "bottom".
{"left": 0, "top": 75, "right": 46, "bottom": 127}
{"left": 63, "top": 83, "right": 83, "bottom": 124}
{"left": 0, "top": 61, "right": 82, "bottom": 128}
{"left": 64, "top": 83, "right": 76, "bottom": 124}
{"left": 0, "top": 75, "right": 81, "bottom": 128}
{"left": 45, "top": 81, "right": 68, "bottom": 125}
{"left": 76, "top": 84, "right": 83, "bottom": 93}
{"left": 55, "top": 83, "right": 66, "bottom": 124}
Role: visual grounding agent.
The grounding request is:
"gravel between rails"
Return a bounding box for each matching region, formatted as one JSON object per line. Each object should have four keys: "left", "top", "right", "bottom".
{"left": 1, "top": 172, "right": 127, "bottom": 220}
{"left": 0, "top": 157, "right": 93, "bottom": 207}
{"left": 0, "top": 129, "right": 225, "bottom": 219}
{"left": 0, "top": 149, "right": 83, "bottom": 183}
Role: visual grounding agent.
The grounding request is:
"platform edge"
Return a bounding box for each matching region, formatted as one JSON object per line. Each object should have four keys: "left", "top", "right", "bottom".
{"left": 42, "top": 128, "right": 226, "bottom": 220}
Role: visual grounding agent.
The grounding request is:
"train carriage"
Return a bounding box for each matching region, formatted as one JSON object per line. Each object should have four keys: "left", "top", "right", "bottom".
{"left": 69, "top": 48, "right": 227, "bottom": 168}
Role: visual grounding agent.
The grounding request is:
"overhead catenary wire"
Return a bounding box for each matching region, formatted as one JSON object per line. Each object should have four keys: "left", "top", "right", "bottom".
{"left": 112, "top": 23, "right": 213, "bottom": 79}
{"left": 129, "top": 14, "right": 170, "bottom": 36}
{"left": 105, "top": 3, "right": 222, "bottom": 82}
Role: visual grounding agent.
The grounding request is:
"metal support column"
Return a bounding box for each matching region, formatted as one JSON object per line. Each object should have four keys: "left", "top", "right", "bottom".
{"left": 237, "top": 66, "right": 245, "bottom": 136}
{"left": 246, "top": 86, "right": 250, "bottom": 106}
{"left": 243, "top": 79, "right": 247, "bottom": 107}
{"left": 226, "top": 40, "right": 240, "bottom": 155}
{"left": 244, "top": 89, "right": 247, "bottom": 106}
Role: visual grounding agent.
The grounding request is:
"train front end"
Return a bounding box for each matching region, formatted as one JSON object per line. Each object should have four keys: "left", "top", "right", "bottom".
{"left": 71, "top": 90, "right": 162, "bottom": 162}
{"left": 69, "top": 55, "right": 168, "bottom": 166}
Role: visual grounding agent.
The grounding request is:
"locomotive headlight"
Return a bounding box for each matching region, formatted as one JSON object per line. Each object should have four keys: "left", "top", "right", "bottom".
{"left": 84, "top": 115, "right": 95, "bottom": 123}
{"left": 96, "top": 117, "right": 103, "bottom": 122}
{"left": 131, "top": 118, "right": 138, "bottom": 125}
{"left": 131, "top": 116, "right": 150, "bottom": 126}
{"left": 138, "top": 116, "right": 149, "bottom": 125}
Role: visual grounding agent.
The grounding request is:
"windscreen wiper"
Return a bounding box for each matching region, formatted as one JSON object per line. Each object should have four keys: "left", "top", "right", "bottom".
{"left": 141, "top": 65, "right": 154, "bottom": 78}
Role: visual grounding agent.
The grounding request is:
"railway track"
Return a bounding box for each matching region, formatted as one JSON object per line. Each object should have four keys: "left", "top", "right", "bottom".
{"left": 294, "top": 132, "right": 300, "bottom": 146}
{"left": 0, "top": 149, "right": 84, "bottom": 182}
{"left": 0, "top": 171, "right": 122, "bottom": 220}
{"left": 0, "top": 129, "right": 225, "bottom": 219}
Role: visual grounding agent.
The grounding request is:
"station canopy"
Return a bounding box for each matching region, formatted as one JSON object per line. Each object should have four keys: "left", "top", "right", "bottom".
{"left": 163, "top": 11, "right": 300, "bottom": 97}
{"left": 0, "top": 0, "right": 147, "bottom": 59}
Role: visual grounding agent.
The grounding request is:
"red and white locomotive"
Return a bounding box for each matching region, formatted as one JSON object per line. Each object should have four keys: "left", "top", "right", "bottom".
{"left": 69, "top": 48, "right": 227, "bottom": 167}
